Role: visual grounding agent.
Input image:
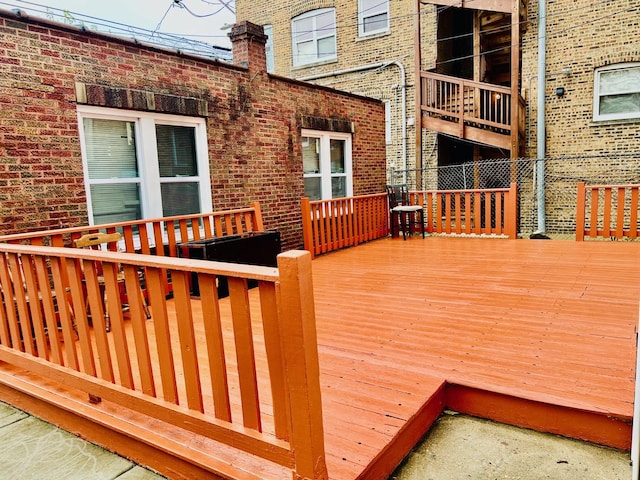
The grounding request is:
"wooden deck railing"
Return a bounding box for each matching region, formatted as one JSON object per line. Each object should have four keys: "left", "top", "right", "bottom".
{"left": 410, "top": 183, "right": 518, "bottom": 239}
{"left": 0, "top": 243, "right": 327, "bottom": 479}
{"left": 301, "top": 194, "right": 389, "bottom": 259}
{"left": 576, "top": 182, "right": 640, "bottom": 241}
{"left": 0, "top": 203, "right": 265, "bottom": 295}
{"left": 0, "top": 202, "right": 264, "bottom": 254}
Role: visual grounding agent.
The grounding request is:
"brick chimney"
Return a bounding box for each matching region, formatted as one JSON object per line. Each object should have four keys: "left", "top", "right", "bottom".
{"left": 228, "top": 21, "right": 268, "bottom": 73}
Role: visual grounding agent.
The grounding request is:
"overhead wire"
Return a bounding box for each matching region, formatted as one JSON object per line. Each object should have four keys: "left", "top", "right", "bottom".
{"left": 174, "top": 0, "right": 228, "bottom": 18}
{"left": 0, "top": 0, "right": 233, "bottom": 59}
{"left": 200, "top": 0, "right": 235, "bottom": 14}
{"left": 152, "top": 1, "right": 175, "bottom": 38}
{"left": 2, "top": 0, "right": 636, "bottom": 67}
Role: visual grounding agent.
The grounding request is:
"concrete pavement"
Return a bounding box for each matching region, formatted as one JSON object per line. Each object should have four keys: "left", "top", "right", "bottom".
{"left": 0, "top": 401, "right": 165, "bottom": 480}
{"left": 391, "top": 411, "right": 631, "bottom": 480}
{"left": 1, "top": 401, "right": 632, "bottom": 479}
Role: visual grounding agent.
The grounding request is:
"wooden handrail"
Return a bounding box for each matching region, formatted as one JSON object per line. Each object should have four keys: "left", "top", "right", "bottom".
{"left": 576, "top": 182, "right": 640, "bottom": 241}
{"left": 0, "top": 242, "right": 326, "bottom": 478}
{"left": 421, "top": 71, "right": 512, "bottom": 95}
{"left": 0, "top": 202, "right": 264, "bottom": 252}
{"left": 411, "top": 183, "right": 518, "bottom": 239}
{"left": 301, "top": 194, "right": 389, "bottom": 259}
{"left": 0, "top": 204, "right": 265, "bottom": 296}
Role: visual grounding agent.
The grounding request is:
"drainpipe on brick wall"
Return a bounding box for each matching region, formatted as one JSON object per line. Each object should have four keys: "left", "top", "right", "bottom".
{"left": 297, "top": 60, "right": 409, "bottom": 180}
{"left": 535, "top": 0, "right": 547, "bottom": 234}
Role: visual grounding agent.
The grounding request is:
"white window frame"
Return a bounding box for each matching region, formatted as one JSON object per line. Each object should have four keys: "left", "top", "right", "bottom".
{"left": 77, "top": 105, "right": 212, "bottom": 225}
{"left": 593, "top": 63, "right": 640, "bottom": 122}
{"left": 302, "top": 129, "right": 353, "bottom": 200}
{"left": 291, "top": 8, "right": 337, "bottom": 67}
{"left": 358, "top": 0, "right": 389, "bottom": 37}
{"left": 263, "top": 24, "right": 275, "bottom": 73}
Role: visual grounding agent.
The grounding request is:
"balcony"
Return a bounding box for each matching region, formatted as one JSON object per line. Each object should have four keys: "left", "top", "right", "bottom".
{"left": 419, "top": 71, "right": 526, "bottom": 151}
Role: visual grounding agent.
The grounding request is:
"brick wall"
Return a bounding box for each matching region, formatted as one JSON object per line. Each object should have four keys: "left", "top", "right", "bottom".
{"left": 236, "top": 0, "right": 436, "bottom": 177}
{"left": 0, "top": 12, "right": 385, "bottom": 249}
{"left": 522, "top": 0, "right": 640, "bottom": 158}
{"left": 240, "top": 0, "right": 640, "bottom": 185}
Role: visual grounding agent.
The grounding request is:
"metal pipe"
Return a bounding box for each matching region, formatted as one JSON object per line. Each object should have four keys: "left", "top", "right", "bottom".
{"left": 297, "top": 60, "right": 409, "bottom": 184}
{"left": 536, "top": 0, "right": 547, "bottom": 233}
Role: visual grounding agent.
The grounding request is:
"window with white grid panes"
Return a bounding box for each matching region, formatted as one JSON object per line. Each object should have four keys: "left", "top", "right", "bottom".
{"left": 78, "top": 106, "right": 212, "bottom": 225}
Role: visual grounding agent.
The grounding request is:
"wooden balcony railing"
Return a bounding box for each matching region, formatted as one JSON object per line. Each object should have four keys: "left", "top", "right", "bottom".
{"left": 0, "top": 205, "right": 328, "bottom": 480}
{"left": 419, "top": 71, "right": 525, "bottom": 150}
{"left": 301, "top": 194, "right": 389, "bottom": 259}
{"left": 576, "top": 182, "right": 640, "bottom": 241}
{"left": 410, "top": 183, "right": 518, "bottom": 239}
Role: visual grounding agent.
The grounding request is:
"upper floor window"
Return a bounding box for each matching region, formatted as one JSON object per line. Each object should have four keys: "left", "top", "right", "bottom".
{"left": 594, "top": 63, "right": 640, "bottom": 121}
{"left": 302, "top": 130, "right": 352, "bottom": 200}
{"left": 292, "top": 9, "right": 336, "bottom": 67}
{"left": 358, "top": 0, "right": 389, "bottom": 37}
{"left": 263, "top": 24, "right": 275, "bottom": 73}
{"left": 78, "top": 106, "right": 212, "bottom": 225}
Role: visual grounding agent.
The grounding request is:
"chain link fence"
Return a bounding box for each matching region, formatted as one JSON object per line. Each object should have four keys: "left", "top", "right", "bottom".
{"left": 389, "top": 153, "right": 640, "bottom": 239}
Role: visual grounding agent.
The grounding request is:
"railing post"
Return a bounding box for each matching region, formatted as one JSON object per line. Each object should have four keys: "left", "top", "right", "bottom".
{"left": 300, "top": 198, "right": 315, "bottom": 260}
{"left": 277, "top": 251, "right": 327, "bottom": 480}
{"left": 576, "top": 182, "right": 586, "bottom": 241}
{"left": 505, "top": 183, "right": 518, "bottom": 239}
{"left": 251, "top": 201, "right": 264, "bottom": 231}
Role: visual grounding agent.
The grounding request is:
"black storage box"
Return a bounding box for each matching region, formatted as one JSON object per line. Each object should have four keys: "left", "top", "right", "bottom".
{"left": 178, "top": 230, "right": 281, "bottom": 297}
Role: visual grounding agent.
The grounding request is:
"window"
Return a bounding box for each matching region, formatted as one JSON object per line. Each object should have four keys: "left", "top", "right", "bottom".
{"left": 358, "top": 0, "right": 389, "bottom": 37}
{"left": 302, "top": 130, "right": 352, "bottom": 201}
{"left": 78, "top": 106, "right": 212, "bottom": 225}
{"left": 594, "top": 63, "right": 640, "bottom": 121}
{"left": 263, "top": 24, "right": 275, "bottom": 73}
{"left": 292, "top": 9, "right": 336, "bottom": 67}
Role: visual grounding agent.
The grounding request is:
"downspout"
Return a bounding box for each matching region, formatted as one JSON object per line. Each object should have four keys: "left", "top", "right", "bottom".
{"left": 536, "top": 0, "right": 547, "bottom": 233}
{"left": 297, "top": 60, "right": 409, "bottom": 182}
{"left": 393, "top": 61, "right": 408, "bottom": 183}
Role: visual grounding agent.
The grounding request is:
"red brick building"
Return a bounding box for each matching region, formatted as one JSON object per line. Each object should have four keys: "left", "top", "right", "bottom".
{"left": 0, "top": 11, "right": 386, "bottom": 249}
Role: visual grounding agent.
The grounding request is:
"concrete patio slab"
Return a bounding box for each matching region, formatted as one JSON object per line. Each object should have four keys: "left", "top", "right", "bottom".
{"left": 0, "top": 402, "right": 165, "bottom": 480}
{"left": 392, "top": 411, "right": 631, "bottom": 480}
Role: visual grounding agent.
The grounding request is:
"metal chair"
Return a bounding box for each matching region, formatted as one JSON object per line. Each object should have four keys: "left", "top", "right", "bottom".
{"left": 74, "top": 232, "right": 151, "bottom": 332}
{"left": 387, "top": 185, "right": 425, "bottom": 240}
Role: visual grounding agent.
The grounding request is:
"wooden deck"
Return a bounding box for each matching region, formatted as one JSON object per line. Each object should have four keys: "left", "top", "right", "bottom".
{"left": 2, "top": 236, "right": 639, "bottom": 479}
{"left": 312, "top": 236, "right": 640, "bottom": 478}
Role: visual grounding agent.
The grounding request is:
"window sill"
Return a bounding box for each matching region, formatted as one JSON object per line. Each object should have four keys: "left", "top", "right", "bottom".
{"left": 590, "top": 117, "right": 640, "bottom": 127}
{"left": 355, "top": 31, "right": 391, "bottom": 42}
{"left": 292, "top": 58, "right": 338, "bottom": 71}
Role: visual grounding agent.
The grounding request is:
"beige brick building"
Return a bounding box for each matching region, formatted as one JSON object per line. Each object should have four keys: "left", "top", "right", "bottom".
{"left": 236, "top": 0, "right": 640, "bottom": 197}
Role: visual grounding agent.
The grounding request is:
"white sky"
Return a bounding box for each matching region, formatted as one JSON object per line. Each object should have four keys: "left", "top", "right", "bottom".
{"left": 4, "top": 0, "right": 236, "bottom": 48}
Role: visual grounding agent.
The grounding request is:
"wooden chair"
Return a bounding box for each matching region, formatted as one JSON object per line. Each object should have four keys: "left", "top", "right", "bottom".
{"left": 74, "top": 232, "right": 151, "bottom": 332}
{"left": 387, "top": 185, "right": 425, "bottom": 240}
